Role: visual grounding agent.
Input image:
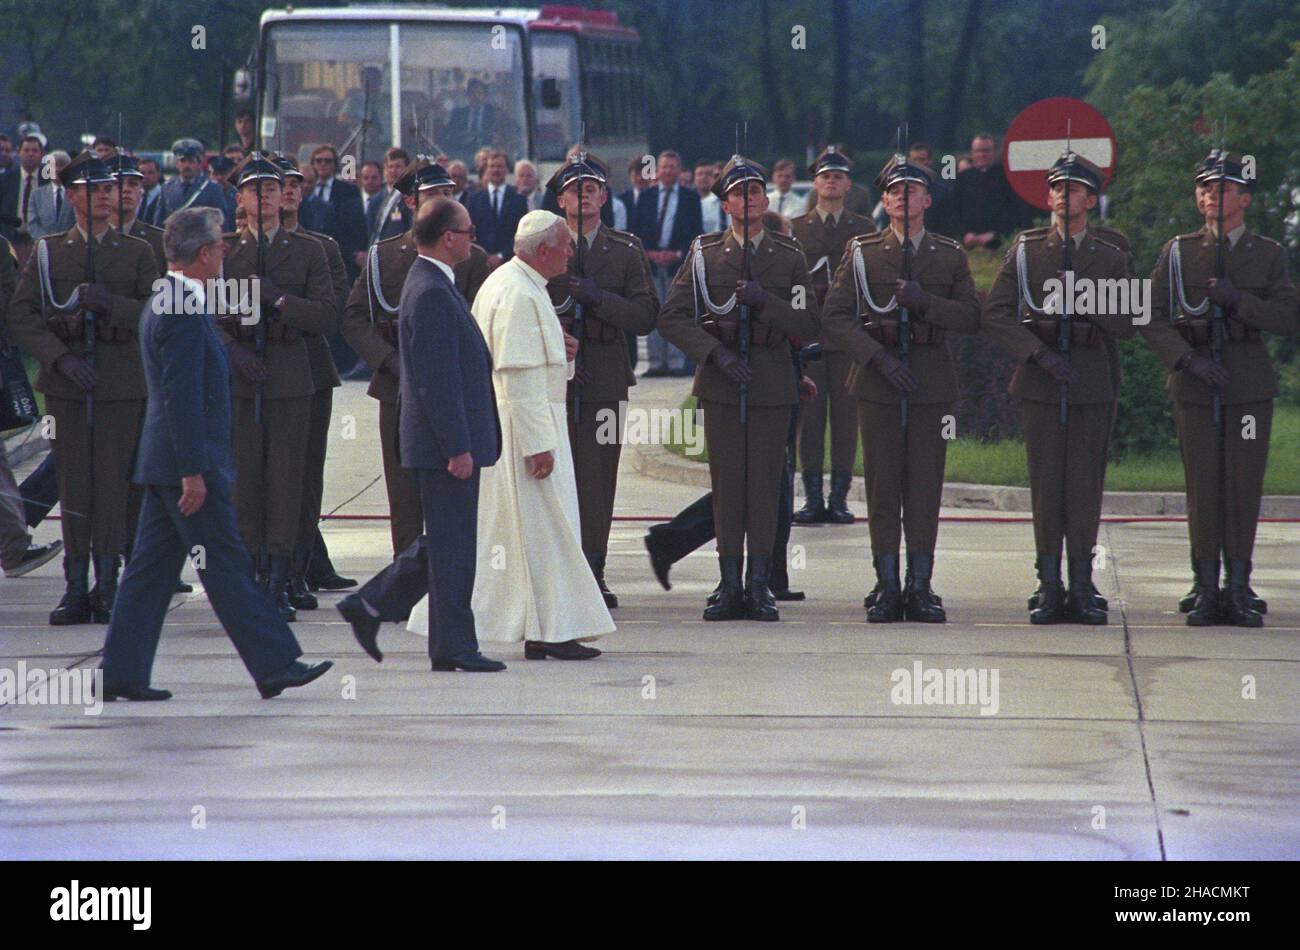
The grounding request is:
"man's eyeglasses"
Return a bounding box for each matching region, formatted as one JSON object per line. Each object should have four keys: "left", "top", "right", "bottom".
{"left": 312, "top": 157, "right": 335, "bottom": 165}
{"left": 447, "top": 226, "right": 476, "bottom": 237}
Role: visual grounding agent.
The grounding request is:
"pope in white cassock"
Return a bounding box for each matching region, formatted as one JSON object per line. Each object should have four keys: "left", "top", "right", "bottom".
{"left": 409, "top": 211, "right": 615, "bottom": 659}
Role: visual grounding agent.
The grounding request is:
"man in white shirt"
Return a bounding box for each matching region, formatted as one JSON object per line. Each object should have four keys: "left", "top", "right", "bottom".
{"left": 767, "top": 158, "right": 799, "bottom": 218}
{"left": 695, "top": 161, "right": 726, "bottom": 232}
{"left": 25, "top": 150, "right": 74, "bottom": 239}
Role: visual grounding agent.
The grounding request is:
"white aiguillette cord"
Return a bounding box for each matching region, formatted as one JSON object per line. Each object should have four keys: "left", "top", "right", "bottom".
{"left": 1169, "top": 239, "right": 1210, "bottom": 318}
{"left": 367, "top": 242, "right": 400, "bottom": 323}
{"left": 38, "top": 238, "right": 82, "bottom": 313}
{"left": 690, "top": 236, "right": 738, "bottom": 318}
{"left": 852, "top": 240, "right": 897, "bottom": 316}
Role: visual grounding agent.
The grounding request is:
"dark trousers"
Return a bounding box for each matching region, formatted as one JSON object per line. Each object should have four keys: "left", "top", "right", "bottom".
{"left": 702, "top": 401, "right": 789, "bottom": 557}
{"left": 357, "top": 467, "right": 481, "bottom": 661}
{"left": 799, "top": 350, "right": 859, "bottom": 472}
{"left": 1174, "top": 399, "right": 1272, "bottom": 561}
{"left": 1021, "top": 399, "right": 1110, "bottom": 558}
{"left": 567, "top": 398, "right": 622, "bottom": 564}
{"left": 21, "top": 452, "right": 59, "bottom": 528}
{"left": 378, "top": 399, "right": 424, "bottom": 557}
{"left": 649, "top": 406, "right": 799, "bottom": 570}
{"left": 297, "top": 387, "right": 334, "bottom": 551}
{"left": 859, "top": 400, "right": 950, "bottom": 556}
{"left": 231, "top": 395, "right": 312, "bottom": 556}
{"left": 100, "top": 480, "right": 302, "bottom": 688}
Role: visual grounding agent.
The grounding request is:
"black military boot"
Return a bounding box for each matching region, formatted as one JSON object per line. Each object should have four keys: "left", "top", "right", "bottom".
{"left": 825, "top": 470, "right": 855, "bottom": 524}
{"left": 866, "top": 554, "right": 904, "bottom": 622}
{"left": 1028, "top": 556, "right": 1066, "bottom": 624}
{"left": 1065, "top": 556, "right": 1107, "bottom": 625}
{"left": 1178, "top": 552, "right": 1200, "bottom": 613}
{"left": 768, "top": 560, "right": 805, "bottom": 601}
{"left": 287, "top": 547, "right": 318, "bottom": 611}
{"left": 90, "top": 553, "right": 121, "bottom": 623}
{"left": 588, "top": 553, "right": 618, "bottom": 609}
{"left": 744, "top": 555, "right": 780, "bottom": 621}
{"left": 50, "top": 555, "right": 93, "bottom": 625}
{"left": 1185, "top": 559, "right": 1222, "bottom": 626}
{"left": 1221, "top": 559, "right": 1264, "bottom": 628}
{"left": 267, "top": 554, "right": 297, "bottom": 622}
{"left": 304, "top": 530, "right": 357, "bottom": 591}
{"left": 703, "top": 556, "right": 745, "bottom": 621}
{"left": 903, "top": 552, "right": 946, "bottom": 623}
{"left": 1243, "top": 560, "right": 1267, "bottom": 615}
{"left": 792, "top": 471, "right": 826, "bottom": 524}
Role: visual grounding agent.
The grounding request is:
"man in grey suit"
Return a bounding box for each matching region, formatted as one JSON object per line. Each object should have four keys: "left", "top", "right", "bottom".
{"left": 98, "top": 208, "right": 334, "bottom": 700}
{"left": 25, "top": 151, "right": 74, "bottom": 240}
{"left": 337, "top": 197, "right": 505, "bottom": 672}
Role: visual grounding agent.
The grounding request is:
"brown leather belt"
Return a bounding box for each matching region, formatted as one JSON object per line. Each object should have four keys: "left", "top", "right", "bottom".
{"left": 560, "top": 314, "right": 621, "bottom": 344}
{"left": 703, "top": 319, "right": 785, "bottom": 349}
{"left": 862, "top": 318, "right": 945, "bottom": 346}
{"left": 1175, "top": 318, "right": 1260, "bottom": 346}
{"left": 1023, "top": 319, "right": 1102, "bottom": 348}
{"left": 215, "top": 315, "right": 300, "bottom": 343}
{"left": 47, "top": 314, "right": 133, "bottom": 344}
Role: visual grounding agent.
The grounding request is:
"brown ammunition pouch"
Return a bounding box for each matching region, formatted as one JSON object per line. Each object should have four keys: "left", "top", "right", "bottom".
{"left": 862, "top": 318, "right": 945, "bottom": 346}
{"left": 1022, "top": 319, "right": 1102, "bottom": 348}
{"left": 215, "top": 314, "right": 300, "bottom": 344}
{"left": 375, "top": 320, "right": 400, "bottom": 346}
{"left": 702, "top": 318, "right": 786, "bottom": 349}
{"left": 1175, "top": 318, "right": 1260, "bottom": 346}
{"left": 559, "top": 314, "right": 621, "bottom": 344}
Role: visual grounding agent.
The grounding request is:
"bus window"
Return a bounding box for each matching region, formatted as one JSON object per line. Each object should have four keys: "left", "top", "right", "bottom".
{"left": 262, "top": 22, "right": 391, "bottom": 167}
{"left": 531, "top": 32, "right": 580, "bottom": 162}
{"left": 400, "top": 22, "right": 527, "bottom": 167}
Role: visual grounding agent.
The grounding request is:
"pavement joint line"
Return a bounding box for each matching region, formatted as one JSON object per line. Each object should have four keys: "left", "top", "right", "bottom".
{"left": 1106, "top": 522, "right": 1167, "bottom": 861}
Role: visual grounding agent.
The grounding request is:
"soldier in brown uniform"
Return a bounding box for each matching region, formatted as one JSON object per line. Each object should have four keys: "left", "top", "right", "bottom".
{"left": 545, "top": 153, "right": 658, "bottom": 607}
{"left": 6, "top": 152, "right": 159, "bottom": 623}
{"left": 790, "top": 146, "right": 876, "bottom": 525}
{"left": 215, "top": 155, "right": 335, "bottom": 620}
{"left": 821, "top": 155, "right": 980, "bottom": 622}
{"left": 340, "top": 160, "right": 490, "bottom": 560}
{"left": 1140, "top": 151, "right": 1296, "bottom": 627}
{"left": 109, "top": 154, "right": 166, "bottom": 272}
{"left": 983, "top": 152, "right": 1135, "bottom": 625}
{"left": 658, "top": 156, "right": 819, "bottom": 621}
{"left": 271, "top": 153, "right": 346, "bottom": 609}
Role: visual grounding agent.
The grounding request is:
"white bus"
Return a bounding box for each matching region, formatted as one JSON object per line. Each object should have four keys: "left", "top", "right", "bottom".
{"left": 249, "top": 4, "right": 649, "bottom": 181}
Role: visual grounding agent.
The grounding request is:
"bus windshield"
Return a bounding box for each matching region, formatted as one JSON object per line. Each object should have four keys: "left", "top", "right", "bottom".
{"left": 261, "top": 19, "right": 528, "bottom": 169}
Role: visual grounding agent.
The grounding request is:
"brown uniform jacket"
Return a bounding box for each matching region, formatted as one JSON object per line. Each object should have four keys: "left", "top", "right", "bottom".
{"left": 125, "top": 219, "right": 166, "bottom": 273}
{"left": 658, "top": 229, "right": 819, "bottom": 407}
{"left": 0, "top": 236, "right": 16, "bottom": 322}
{"left": 790, "top": 207, "right": 875, "bottom": 351}
{"left": 341, "top": 231, "right": 490, "bottom": 404}
{"left": 821, "top": 228, "right": 980, "bottom": 405}
{"left": 983, "top": 226, "right": 1135, "bottom": 405}
{"left": 546, "top": 224, "right": 658, "bottom": 402}
{"left": 300, "top": 226, "right": 345, "bottom": 391}
{"left": 8, "top": 227, "right": 159, "bottom": 402}
{"left": 1141, "top": 226, "right": 1297, "bottom": 406}
{"left": 217, "top": 227, "right": 334, "bottom": 401}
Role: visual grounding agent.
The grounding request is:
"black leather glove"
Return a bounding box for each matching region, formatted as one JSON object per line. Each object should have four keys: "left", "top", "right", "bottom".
{"left": 869, "top": 348, "right": 917, "bottom": 393}
{"left": 709, "top": 345, "right": 753, "bottom": 384}
{"left": 227, "top": 343, "right": 268, "bottom": 383}
{"left": 77, "top": 283, "right": 113, "bottom": 316}
{"left": 1207, "top": 277, "right": 1241, "bottom": 310}
{"left": 1182, "top": 353, "right": 1230, "bottom": 389}
{"left": 1034, "top": 348, "right": 1078, "bottom": 385}
{"left": 734, "top": 280, "right": 768, "bottom": 311}
{"left": 54, "top": 353, "right": 97, "bottom": 391}
{"left": 894, "top": 279, "right": 929, "bottom": 313}
{"left": 569, "top": 275, "right": 602, "bottom": 308}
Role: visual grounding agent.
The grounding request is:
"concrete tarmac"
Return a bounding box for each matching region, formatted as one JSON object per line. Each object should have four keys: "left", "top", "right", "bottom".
{"left": 2, "top": 378, "right": 1296, "bottom": 859}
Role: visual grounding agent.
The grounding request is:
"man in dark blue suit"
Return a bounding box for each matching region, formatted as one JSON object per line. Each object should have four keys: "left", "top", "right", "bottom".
{"left": 466, "top": 150, "right": 528, "bottom": 265}
{"left": 98, "top": 208, "right": 334, "bottom": 701}
{"left": 158, "top": 139, "right": 233, "bottom": 231}
{"left": 633, "top": 150, "right": 703, "bottom": 375}
{"left": 337, "top": 198, "right": 505, "bottom": 672}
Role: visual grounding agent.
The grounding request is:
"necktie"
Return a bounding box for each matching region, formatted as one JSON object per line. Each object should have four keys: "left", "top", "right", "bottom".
{"left": 493, "top": 187, "right": 501, "bottom": 219}
{"left": 656, "top": 187, "right": 671, "bottom": 247}
{"left": 316, "top": 184, "right": 326, "bottom": 202}
{"left": 54, "top": 188, "right": 62, "bottom": 221}
{"left": 22, "top": 175, "right": 34, "bottom": 221}
{"left": 824, "top": 212, "right": 835, "bottom": 233}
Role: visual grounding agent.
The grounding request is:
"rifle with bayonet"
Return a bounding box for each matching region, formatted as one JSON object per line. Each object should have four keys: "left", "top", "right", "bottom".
{"left": 1057, "top": 128, "right": 1074, "bottom": 427}
{"left": 254, "top": 161, "right": 267, "bottom": 425}
{"left": 572, "top": 140, "right": 587, "bottom": 424}
{"left": 898, "top": 135, "right": 912, "bottom": 434}
{"left": 1210, "top": 152, "right": 1227, "bottom": 427}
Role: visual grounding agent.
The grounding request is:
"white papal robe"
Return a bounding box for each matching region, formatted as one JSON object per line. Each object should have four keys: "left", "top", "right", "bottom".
{"left": 408, "top": 257, "right": 615, "bottom": 644}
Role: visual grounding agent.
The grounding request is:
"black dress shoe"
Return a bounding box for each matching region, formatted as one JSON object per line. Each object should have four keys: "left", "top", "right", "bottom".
{"left": 645, "top": 535, "right": 674, "bottom": 590}
{"left": 432, "top": 652, "right": 507, "bottom": 671}
{"left": 4, "top": 539, "right": 62, "bottom": 577}
{"left": 524, "top": 640, "right": 602, "bottom": 660}
{"left": 595, "top": 576, "right": 618, "bottom": 609}
{"left": 175, "top": 579, "right": 193, "bottom": 593}
{"left": 337, "top": 595, "right": 383, "bottom": 662}
{"left": 256, "top": 659, "right": 334, "bottom": 699}
{"left": 641, "top": 367, "right": 670, "bottom": 378}
{"left": 771, "top": 584, "right": 805, "bottom": 601}
{"left": 101, "top": 684, "right": 173, "bottom": 702}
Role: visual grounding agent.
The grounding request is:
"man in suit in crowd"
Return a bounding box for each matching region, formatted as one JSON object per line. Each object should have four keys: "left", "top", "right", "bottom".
{"left": 98, "top": 207, "right": 333, "bottom": 700}
{"left": 159, "top": 139, "right": 232, "bottom": 230}
{"left": 444, "top": 78, "right": 503, "bottom": 159}
{"left": 375, "top": 147, "right": 412, "bottom": 242}
{"left": 25, "top": 151, "right": 74, "bottom": 240}
{"left": 360, "top": 160, "right": 389, "bottom": 248}
{"left": 614, "top": 156, "right": 645, "bottom": 233}
{"left": 467, "top": 149, "right": 529, "bottom": 266}
{"left": 338, "top": 197, "right": 506, "bottom": 673}
{"left": 635, "top": 149, "right": 703, "bottom": 376}
{"left": 138, "top": 158, "right": 165, "bottom": 226}
{"left": 1, "top": 135, "right": 48, "bottom": 240}
{"left": 515, "top": 160, "right": 543, "bottom": 211}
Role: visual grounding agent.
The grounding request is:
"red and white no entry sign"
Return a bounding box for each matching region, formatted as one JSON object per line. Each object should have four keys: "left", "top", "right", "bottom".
{"left": 1002, "top": 97, "right": 1117, "bottom": 211}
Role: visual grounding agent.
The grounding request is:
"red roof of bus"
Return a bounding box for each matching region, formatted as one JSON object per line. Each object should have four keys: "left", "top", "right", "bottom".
{"left": 531, "top": 5, "right": 639, "bottom": 39}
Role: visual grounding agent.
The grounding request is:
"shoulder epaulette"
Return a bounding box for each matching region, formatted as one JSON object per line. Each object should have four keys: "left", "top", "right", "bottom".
{"left": 855, "top": 230, "right": 887, "bottom": 246}
{"left": 602, "top": 227, "right": 640, "bottom": 248}
{"left": 1249, "top": 232, "right": 1283, "bottom": 249}
{"left": 1088, "top": 234, "right": 1126, "bottom": 257}
{"left": 1016, "top": 227, "right": 1050, "bottom": 243}
{"left": 1174, "top": 231, "right": 1203, "bottom": 242}
{"left": 698, "top": 231, "right": 727, "bottom": 248}
{"left": 377, "top": 231, "right": 408, "bottom": 248}
{"left": 928, "top": 232, "right": 962, "bottom": 250}
{"left": 768, "top": 232, "right": 802, "bottom": 253}
{"left": 306, "top": 229, "right": 340, "bottom": 248}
